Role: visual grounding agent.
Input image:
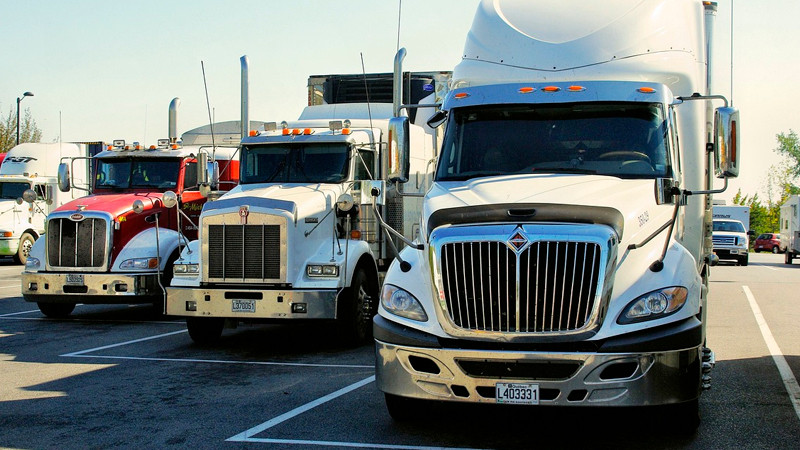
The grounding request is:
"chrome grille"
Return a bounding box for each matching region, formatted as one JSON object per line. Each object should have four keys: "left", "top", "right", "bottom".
{"left": 46, "top": 217, "right": 108, "bottom": 268}
{"left": 207, "top": 224, "right": 281, "bottom": 280}
{"left": 712, "top": 235, "right": 736, "bottom": 246}
{"left": 439, "top": 240, "right": 601, "bottom": 333}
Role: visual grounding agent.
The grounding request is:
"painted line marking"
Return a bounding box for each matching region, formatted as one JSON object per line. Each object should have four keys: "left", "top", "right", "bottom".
{"left": 0, "top": 309, "right": 40, "bottom": 317}
{"left": 743, "top": 285, "right": 800, "bottom": 422}
{"left": 61, "top": 330, "right": 190, "bottom": 356}
{"left": 65, "top": 354, "right": 373, "bottom": 369}
{"left": 228, "top": 375, "right": 484, "bottom": 449}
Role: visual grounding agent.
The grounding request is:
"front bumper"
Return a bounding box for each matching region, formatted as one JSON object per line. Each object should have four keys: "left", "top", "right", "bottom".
{"left": 21, "top": 271, "right": 161, "bottom": 304}
{"left": 0, "top": 238, "right": 19, "bottom": 256}
{"left": 165, "top": 286, "right": 338, "bottom": 319}
{"left": 375, "top": 316, "right": 703, "bottom": 407}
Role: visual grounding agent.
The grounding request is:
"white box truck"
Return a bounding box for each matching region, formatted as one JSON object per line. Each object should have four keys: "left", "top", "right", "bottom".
{"left": 780, "top": 195, "right": 800, "bottom": 264}
{"left": 165, "top": 58, "right": 451, "bottom": 345}
{"left": 0, "top": 142, "right": 90, "bottom": 264}
{"left": 374, "top": 0, "right": 740, "bottom": 430}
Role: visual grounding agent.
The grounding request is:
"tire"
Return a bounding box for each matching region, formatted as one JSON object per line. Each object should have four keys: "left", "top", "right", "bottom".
{"left": 384, "top": 393, "right": 422, "bottom": 422}
{"left": 13, "top": 232, "right": 36, "bottom": 265}
{"left": 37, "top": 302, "right": 75, "bottom": 318}
{"left": 772, "top": 246, "right": 780, "bottom": 254}
{"left": 662, "top": 398, "right": 700, "bottom": 435}
{"left": 786, "top": 252, "right": 794, "bottom": 265}
{"left": 186, "top": 317, "right": 224, "bottom": 345}
{"left": 739, "top": 255, "right": 748, "bottom": 266}
{"left": 336, "top": 268, "right": 378, "bottom": 346}
{"left": 754, "top": 249, "right": 761, "bottom": 253}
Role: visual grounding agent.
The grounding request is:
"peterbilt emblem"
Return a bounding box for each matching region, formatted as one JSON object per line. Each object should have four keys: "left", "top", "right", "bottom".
{"left": 69, "top": 213, "right": 85, "bottom": 221}
{"left": 508, "top": 229, "right": 528, "bottom": 252}
{"left": 239, "top": 206, "right": 249, "bottom": 224}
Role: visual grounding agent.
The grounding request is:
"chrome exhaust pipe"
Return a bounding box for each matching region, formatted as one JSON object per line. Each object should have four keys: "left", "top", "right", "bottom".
{"left": 168, "top": 97, "right": 181, "bottom": 144}
{"left": 393, "top": 48, "right": 406, "bottom": 118}
{"left": 241, "top": 55, "right": 249, "bottom": 140}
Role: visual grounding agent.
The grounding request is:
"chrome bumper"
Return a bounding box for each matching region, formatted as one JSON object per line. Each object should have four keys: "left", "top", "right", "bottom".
{"left": 165, "top": 286, "right": 338, "bottom": 319}
{"left": 21, "top": 271, "right": 161, "bottom": 304}
{"left": 375, "top": 341, "right": 702, "bottom": 407}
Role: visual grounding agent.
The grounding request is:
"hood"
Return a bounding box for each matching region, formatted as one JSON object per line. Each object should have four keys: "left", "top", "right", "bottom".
{"left": 425, "top": 174, "right": 673, "bottom": 245}
{"left": 203, "top": 184, "right": 343, "bottom": 222}
{"left": 56, "top": 192, "right": 165, "bottom": 218}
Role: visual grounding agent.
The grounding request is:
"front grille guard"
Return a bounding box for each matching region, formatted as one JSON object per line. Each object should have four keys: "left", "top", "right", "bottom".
{"left": 430, "top": 222, "right": 618, "bottom": 340}
{"left": 45, "top": 211, "right": 113, "bottom": 272}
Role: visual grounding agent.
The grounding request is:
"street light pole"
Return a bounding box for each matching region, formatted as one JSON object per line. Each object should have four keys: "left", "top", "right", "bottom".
{"left": 15, "top": 91, "right": 34, "bottom": 146}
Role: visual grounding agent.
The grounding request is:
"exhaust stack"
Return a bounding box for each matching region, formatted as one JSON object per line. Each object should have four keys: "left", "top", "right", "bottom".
{"left": 241, "top": 55, "right": 249, "bottom": 140}
{"left": 168, "top": 97, "right": 181, "bottom": 144}
{"left": 393, "top": 48, "right": 406, "bottom": 118}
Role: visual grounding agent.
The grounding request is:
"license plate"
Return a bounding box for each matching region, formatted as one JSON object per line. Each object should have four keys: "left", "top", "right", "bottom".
{"left": 231, "top": 299, "right": 256, "bottom": 313}
{"left": 65, "top": 274, "right": 84, "bottom": 285}
{"left": 496, "top": 382, "right": 539, "bottom": 405}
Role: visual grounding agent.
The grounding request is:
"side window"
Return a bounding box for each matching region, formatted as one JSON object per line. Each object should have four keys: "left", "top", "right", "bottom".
{"left": 183, "top": 162, "right": 198, "bottom": 190}
{"left": 34, "top": 184, "right": 46, "bottom": 200}
{"left": 354, "top": 149, "right": 375, "bottom": 180}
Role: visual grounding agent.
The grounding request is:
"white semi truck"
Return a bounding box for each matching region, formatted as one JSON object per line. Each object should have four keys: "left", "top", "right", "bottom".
{"left": 0, "top": 142, "right": 91, "bottom": 264}
{"left": 165, "top": 61, "right": 451, "bottom": 344}
{"left": 374, "top": 0, "right": 739, "bottom": 429}
{"left": 780, "top": 195, "right": 800, "bottom": 264}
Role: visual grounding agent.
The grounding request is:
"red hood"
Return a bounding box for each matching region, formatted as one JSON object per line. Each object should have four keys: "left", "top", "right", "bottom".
{"left": 56, "top": 192, "right": 164, "bottom": 218}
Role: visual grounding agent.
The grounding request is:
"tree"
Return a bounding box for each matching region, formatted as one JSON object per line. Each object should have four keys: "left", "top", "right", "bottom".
{"left": 0, "top": 106, "right": 42, "bottom": 153}
{"left": 775, "top": 130, "right": 800, "bottom": 178}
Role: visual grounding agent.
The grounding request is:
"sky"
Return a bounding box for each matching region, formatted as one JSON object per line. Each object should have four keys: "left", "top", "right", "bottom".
{"left": 2, "top": 0, "right": 798, "bottom": 203}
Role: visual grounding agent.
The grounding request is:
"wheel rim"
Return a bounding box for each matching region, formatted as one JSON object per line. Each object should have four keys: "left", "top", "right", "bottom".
{"left": 21, "top": 237, "right": 33, "bottom": 257}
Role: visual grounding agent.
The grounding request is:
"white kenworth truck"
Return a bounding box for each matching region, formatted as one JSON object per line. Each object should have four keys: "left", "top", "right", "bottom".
{"left": 374, "top": 0, "right": 740, "bottom": 429}
{"left": 166, "top": 66, "right": 451, "bottom": 345}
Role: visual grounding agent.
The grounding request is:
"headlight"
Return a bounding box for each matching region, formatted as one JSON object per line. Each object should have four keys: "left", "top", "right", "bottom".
{"left": 618, "top": 287, "right": 688, "bottom": 324}
{"left": 119, "top": 257, "right": 159, "bottom": 270}
{"left": 25, "top": 256, "right": 41, "bottom": 271}
{"left": 381, "top": 284, "right": 427, "bottom": 322}
{"left": 173, "top": 263, "right": 199, "bottom": 275}
{"left": 307, "top": 264, "right": 339, "bottom": 277}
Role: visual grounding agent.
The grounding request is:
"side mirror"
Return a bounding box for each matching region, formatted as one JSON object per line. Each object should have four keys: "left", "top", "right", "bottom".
{"left": 57, "top": 163, "right": 71, "bottom": 192}
{"left": 388, "top": 116, "right": 410, "bottom": 183}
{"left": 22, "top": 189, "right": 37, "bottom": 203}
{"left": 714, "top": 107, "right": 740, "bottom": 178}
{"left": 655, "top": 178, "right": 680, "bottom": 205}
{"left": 162, "top": 191, "right": 178, "bottom": 209}
{"left": 426, "top": 110, "right": 447, "bottom": 128}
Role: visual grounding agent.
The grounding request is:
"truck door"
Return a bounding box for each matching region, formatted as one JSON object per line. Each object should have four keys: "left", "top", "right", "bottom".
{"left": 178, "top": 160, "right": 203, "bottom": 240}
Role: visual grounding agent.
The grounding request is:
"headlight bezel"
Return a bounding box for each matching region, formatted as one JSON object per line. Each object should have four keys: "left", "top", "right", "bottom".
{"left": 119, "top": 257, "right": 159, "bottom": 270}
{"left": 381, "top": 284, "right": 428, "bottom": 322}
{"left": 173, "top": 263, "right": 199, "bottom": 275}
{"left": 306, "top": 264, "right": 339, "bottom": 277}
{"left": 25, "top": 256, "right": 41, "bottom": 271}
{"left": 617, "top": 286, "right": 688, "bottom": 324}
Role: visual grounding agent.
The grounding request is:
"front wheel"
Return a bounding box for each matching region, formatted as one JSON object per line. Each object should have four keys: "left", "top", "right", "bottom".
{"left": 336, "top": 268, "right": 378, "bottom": 346}
{"left": 38, "top": 302, "right": 75, "bottom": 318}
{"left": 772, "top": 246, "right": 780, "bottom": 254}
{"left": 13, "top": 232, "right": 36, "bottom": 265}
{"left": 739, "top": 255, "right": 749, "bottom": 266}
{"left": 786, "top": 251, "right": 794, "bottom": 265}
{"left": 186, "top": 317, "right": 224, "bottom": 345}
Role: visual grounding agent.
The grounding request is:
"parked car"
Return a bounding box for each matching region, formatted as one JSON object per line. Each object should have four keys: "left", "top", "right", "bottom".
{"left": 754, "top": 233, "right": 783, "bottom": 253}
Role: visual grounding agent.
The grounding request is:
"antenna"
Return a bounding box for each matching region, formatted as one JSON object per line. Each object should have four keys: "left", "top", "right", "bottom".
{"left": 201, "top": 61, "right": 217, "bottom": 152}
{"left": 360, "top": 53, "right": 374, "bottom": 133}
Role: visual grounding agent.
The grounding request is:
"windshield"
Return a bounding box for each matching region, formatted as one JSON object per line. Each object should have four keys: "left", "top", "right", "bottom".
{"left": 713, "top": 221, "right": 746, "bottom": 233}
{"left": 240, "top": 143, "right": 350, "bottom": 184}
{"left": 0, "top": 182, "right": 30, "bottom": 200}
{"left": 436, "top": 102, "right": 671, "bottom": 181}
{"left": 95, "top": 157, "right": 181, "bottom": 190}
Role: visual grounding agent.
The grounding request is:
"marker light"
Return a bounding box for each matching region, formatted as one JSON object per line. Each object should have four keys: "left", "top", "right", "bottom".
{"left": 292, "top": 129, "right": 302, "bottom": 135}
{"left": 171, "top": 144, "right": 179, "bottom": 149}
{"left": 518, "top": 87, "right": 535, "bottom": 94}
{"left": 249, "top": 130, "right": 258, "bottom": 137}
{"left": 638, "top": 87, "right": 656, "bottom": 94}
{"left": 542, "top": 86, "right": 561, "bottom": 92}
{"left": 350, "top": 230, "right": 362, "bottom": 240}
{"left": 454, "top": 92, "right": 470, "bottom": 99}
{"left": 303, "top": 128, "right": 313, "bottom": 135}
{"left": 282, "top": 128, "right": 291, "bottom": 135}
{"left": 568, "top": 85, "right": 586, "bottom": 92}
{"left": 342, "top": 128, "right": 351, "bottom": 135}
{"left": 149, "top": 145, "right": 156, "bottom": 149}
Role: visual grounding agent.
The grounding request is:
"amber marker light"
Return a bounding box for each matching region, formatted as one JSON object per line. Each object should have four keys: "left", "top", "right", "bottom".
{"left": 542, "top": 86, "right": 561, "bottom": 92}
{"left": 282, "top": 128, "right": 291, "bottom": 135}
{"left": 567, "top": 85, "right": 585, "bottom": 92}
{"left": 292, "top": 129, "right": 302, "bottom": 135}
{"left": 342, "top": 129, "right": 351, "bottom": 135}
{"left": 303, "top": 128, "right": 313, "bottom": 135}
{"left": 350, "top": 230, "right": 362, "bottom": 239}
{"left": 454, "top": 92, "right": 470, "bottom": 99}
{"left": 249, "top": 130, "right": 258, "bottom": 137}
{"left": 638, "top": 87, "right": 656, "bottom": 94}
{"left": 518, "top": 87, "right": 535, "bottom": 94}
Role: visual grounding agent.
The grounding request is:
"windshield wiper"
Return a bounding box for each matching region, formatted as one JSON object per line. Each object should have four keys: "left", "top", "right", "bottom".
{"left": 265, "top": 161, "right": 286, "bottom": 183}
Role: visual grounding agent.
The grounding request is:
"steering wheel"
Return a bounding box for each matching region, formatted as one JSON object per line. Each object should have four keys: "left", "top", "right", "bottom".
{"left": 597, "top": 151, "right": 651, "bottom": 164}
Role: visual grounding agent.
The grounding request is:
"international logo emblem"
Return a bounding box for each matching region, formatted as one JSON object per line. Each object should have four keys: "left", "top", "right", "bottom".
{"left": 508, "top": 228, "right": 528, "bottom": 252}
{"left": 239, "top": 206, "right": 249, "bottom": 225}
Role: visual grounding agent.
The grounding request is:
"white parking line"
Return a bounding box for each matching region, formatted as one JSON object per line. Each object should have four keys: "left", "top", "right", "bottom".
{"left": 65, "top": 354, "right": 372, "bottom": 369}
{"left": 0, "top": 309, "right": 40, "bottom": 317}
{"left": 61, "top": 330, "right": 190, "bottom": 356}
{"left": 227, "top": 376, "right": 486, "bottom": 449}
{"left": 743, "top": 285, "right": 800, "bottom": 422}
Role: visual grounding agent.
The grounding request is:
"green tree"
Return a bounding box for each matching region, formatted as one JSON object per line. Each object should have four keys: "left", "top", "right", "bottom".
{"left": 0, "top": 106, "right": 43, "bottom": 153}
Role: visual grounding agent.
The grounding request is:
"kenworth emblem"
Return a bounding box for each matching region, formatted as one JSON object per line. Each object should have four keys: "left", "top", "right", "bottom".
{"left": 239, "top": 206, "right": 249, "bottom": 225}
{"left": 508, "top": 228, "right": 528, "bottom": 252}
{"left": 69, "top": 213, "right": 85, "bottom": 221}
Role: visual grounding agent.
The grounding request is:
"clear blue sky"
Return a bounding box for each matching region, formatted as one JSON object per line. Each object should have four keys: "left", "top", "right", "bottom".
{"left": 2, "top": 0, "right": 797, "bottom": 203}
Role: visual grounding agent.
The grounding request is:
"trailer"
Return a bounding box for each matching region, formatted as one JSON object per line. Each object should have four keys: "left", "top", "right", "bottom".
{"left": 780, "top": 195, "right": 800, "bottom": 263}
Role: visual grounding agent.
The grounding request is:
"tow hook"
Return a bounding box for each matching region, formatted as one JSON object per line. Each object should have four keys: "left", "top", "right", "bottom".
{"left": 702, "top": 347, "right": 715, "bottom": 390}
